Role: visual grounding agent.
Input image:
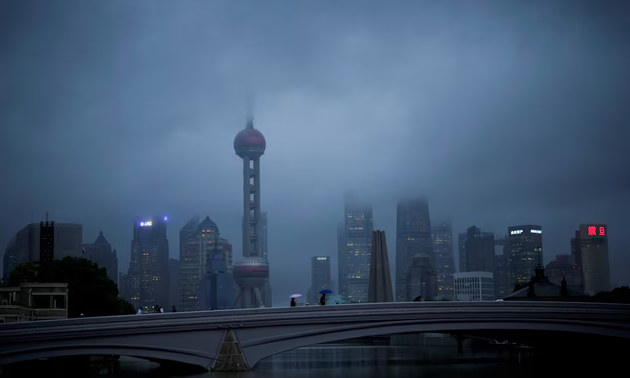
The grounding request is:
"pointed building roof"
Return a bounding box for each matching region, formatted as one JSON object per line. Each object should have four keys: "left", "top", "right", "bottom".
{"left": 197, "top": 216, "right": 219, "bottom": 234}
{"left": 94, "top": 231, "right": 110, "bottom": 245}
{"left": 181, "top": 215, "right": 200, "bottom": 231}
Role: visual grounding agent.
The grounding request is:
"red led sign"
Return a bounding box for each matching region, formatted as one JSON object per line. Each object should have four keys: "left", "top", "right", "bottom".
{"left": 587, "top": 226, "right": 605, "bottom": 236}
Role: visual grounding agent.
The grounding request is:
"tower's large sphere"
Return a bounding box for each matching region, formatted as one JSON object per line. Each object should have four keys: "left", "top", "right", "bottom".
{"left": 233, "top": 257, "right": 269, "bottom": 288}
{"left": 234, "top": 128, "right": 266, "bottom": 157}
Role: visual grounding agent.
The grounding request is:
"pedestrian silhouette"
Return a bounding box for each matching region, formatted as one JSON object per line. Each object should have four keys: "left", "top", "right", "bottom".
{"left": 319, "top": 293, "right": 326, "bottom": 306}
{"left": 290, "top": 298, "right": 296, "bottom": 307}
{"left": 172, "top": 306, "right": 177, "bottom": 312}
{"left": 413, "top": 295, "right": 422, "bottom": 302}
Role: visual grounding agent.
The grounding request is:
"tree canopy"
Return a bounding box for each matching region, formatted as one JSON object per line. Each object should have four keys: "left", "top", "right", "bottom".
{"left": 8, "top": 257, "right": 135, "bottom": 317}
{"left": 588, "top": 286, "right": 630, "bottom": 304}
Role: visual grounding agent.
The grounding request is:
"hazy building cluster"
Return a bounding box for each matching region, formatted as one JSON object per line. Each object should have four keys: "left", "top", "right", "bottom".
{"left": 334, "top": 195, "right": 611, "bottom": 303}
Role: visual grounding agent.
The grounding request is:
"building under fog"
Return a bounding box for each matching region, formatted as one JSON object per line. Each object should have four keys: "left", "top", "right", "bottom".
{"left": 128, "top": 217, "right": 170, "bottom": 312}
{"left": 339, "top": 193, "right": 374, "bottom": 303}
{"left": 83, "top": 231, "right": 118, "bottom": 285}
{"left": 3, "top": 222, "right": 83, "bottom": 278}
{"left": 395, "top": 199, "right": 433, "bottom": 302}
{"left": 431, "top": 221, "right": 455, "bottom": 299}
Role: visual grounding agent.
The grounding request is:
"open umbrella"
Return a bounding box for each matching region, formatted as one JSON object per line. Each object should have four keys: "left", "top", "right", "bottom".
{"left": 289, "top": 294, "right": 302, "bottom": 299}
{"left": 319, "top": 289, "right": 333, "bottom": 295}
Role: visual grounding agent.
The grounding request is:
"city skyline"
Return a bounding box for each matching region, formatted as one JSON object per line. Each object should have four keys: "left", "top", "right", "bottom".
{"left": 1, "top": 1, "right": 629, "bottom": 306}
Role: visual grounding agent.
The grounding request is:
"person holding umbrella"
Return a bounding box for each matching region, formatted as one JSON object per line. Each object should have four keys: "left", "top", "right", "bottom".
{"left": 319, "top": 289, "right": 333, "bottom": 306}
{"left": 290, "top": 294, "right": 301, "bottom": 307}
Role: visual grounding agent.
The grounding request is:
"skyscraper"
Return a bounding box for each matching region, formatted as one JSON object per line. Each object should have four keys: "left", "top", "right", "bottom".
{"left": 340, "top": 193, "right": 373, "bottom": 303}
{"left": 576, "top": 224, "right": 610, "bottom": 295}
{"left": 129, "top": 217, "right": 170, "bottom": 311}
{"left": 308, "top": 256, "right": 331, "bottom": 304}
{"left": 493, "top": 237, "right": 511, "bottom": 298}
{"left": 233, "top": 116, "right": 269, "bottom": 308}
{"left": 179, "top": 216, "right": 201, "bottom": 311}
{"left": 83, "top": 231, "right": 118, "bottom": 285}
{"left": 169, "top": 258, "right": 180, "bottom": 308}
{"left": 198, "top": 216, "right": 234, "bottom": 310}
{"left": 431, "top": 221, "right": 455, "bottom": 299}
{"left": 507, "top": 225, "right": 543, "bottom": 289}
{"left": 39, "top": 219, "right": 54, "bottom": 264}
{"left": 459, "top": 226, "right": 495, "bottom": 273}
{"left": 395, "top": 199, "right": 433, "bottom": 302}
{"left": 406, "top": 254, "right": 436, "bottom": 301}
{"left": 545, "top": 254, "right": 583, "bottom": 293}
{"left": 178, "top": 215, "right": 234, "bottom": 311}
{"left": 6, "top": 222, "right": 82, "bottom": 271}
{"left": 336, "top": 222, "right": 346, "bottom": 297}
{"left": 3, "top": 235, "right": 17, "bottom": 279}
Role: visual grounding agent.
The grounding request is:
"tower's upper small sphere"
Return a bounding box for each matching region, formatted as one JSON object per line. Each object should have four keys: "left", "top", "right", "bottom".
{"left": 234, "top": 128, "right": 266, "bottom": 157}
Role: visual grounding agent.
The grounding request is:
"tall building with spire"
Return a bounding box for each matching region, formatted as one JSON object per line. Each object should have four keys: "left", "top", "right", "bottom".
{"left": 233, "top": 116, "right": 269, "bottom": 308}
{"left": 83, "top": 231, "right": 118, "bottom": 285}
{"left": 129, "top": 217, "right": 169, "bottom": 312}
{"left": 395, "top": 199, "right": 433, "bottom": 301}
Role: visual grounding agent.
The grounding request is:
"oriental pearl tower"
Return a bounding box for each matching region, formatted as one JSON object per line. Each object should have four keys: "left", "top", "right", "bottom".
{"left": 233, "top": 116, "right": 269, "bottom": 308}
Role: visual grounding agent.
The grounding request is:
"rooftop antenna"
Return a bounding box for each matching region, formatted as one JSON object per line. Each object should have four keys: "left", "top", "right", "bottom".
{"left": 246, "top": 92, "right": 255, "bottom": 129}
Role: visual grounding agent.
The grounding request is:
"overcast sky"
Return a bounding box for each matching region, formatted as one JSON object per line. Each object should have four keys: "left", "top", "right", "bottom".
{"left": 1, "top": 0, "right": 629, "bottom": 305}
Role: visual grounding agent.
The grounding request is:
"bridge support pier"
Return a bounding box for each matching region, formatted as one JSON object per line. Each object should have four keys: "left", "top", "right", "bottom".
{"left": 453, "top": 334, "right": 468, "bottom": 354}
{"left": 211, "top": 329, "right": 250, "bottom": 372}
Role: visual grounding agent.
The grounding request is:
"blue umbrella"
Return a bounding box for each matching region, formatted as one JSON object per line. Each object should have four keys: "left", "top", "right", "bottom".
{"left": 319, "top": 289, "right": 333, "bottom": 294}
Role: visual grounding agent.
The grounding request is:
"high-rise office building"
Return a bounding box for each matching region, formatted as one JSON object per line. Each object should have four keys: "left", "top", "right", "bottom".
{"left": 545, "top": 254, "right": 583, "bottom": 293}
{"left": 233, "top": 116, "right": 270, "bottom": 308}
{"left": 336, "top": 222, "right": 346, "bottom": 298}
{"left": 119, "top": 270, "right": 132, "bottom": 303}
{"left": 179, "top": 216, "right": 201, "bottom": 311}
{"left": 40, "top": 219, "right": 54, "bottom": 264}
{"left": 179, "top": 216, "right": 234, "bottom": 311}
{"left": 395, "top": 199, "right": 433, "bottom": 302}
{"left": 129, "top": 217, "right": 170, "bottom": 311}
{"left": 308, "top": 256, "right": 331, "bottom": 304}
{"left": 453, "top": 271, "right": 495, "bottom": 301}
{"left": 198, "top": 216, "right": 234, "bottom": 310}
{"left": 406, "top": 254, "right": 436, "bottom": 301}
{"left": 5, "top": 222, "right": 82, "bottom": 273}
{"left": 83, "top": 231, "right": 118, "bottom": 285}
{"left": 459, "top": 226, "right": 495, "bottom": 274}
{"left": 493, "top": 237, "right": 511, "bottom": 297}
{"left": 3, "top": 235, "right": 17, "bottom": 279}
{"left": 508, "top": 225, "right": 543, "bottom": 289}
{"left": 169, "top": 258, "right": 180, "bottom": 308}
{"left": 576, "top": 224, "right": 610, "bottom": 296}
{"left": 340, "top": 193, "right": 373, "bottom": 303}
{"left": 431, "top": 221, "right": 455, "bottom": 299}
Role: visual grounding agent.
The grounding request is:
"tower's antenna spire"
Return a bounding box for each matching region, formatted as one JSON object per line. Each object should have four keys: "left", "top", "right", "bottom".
{"left": 246, "top": 92, "right": 255, "bottom": 129}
